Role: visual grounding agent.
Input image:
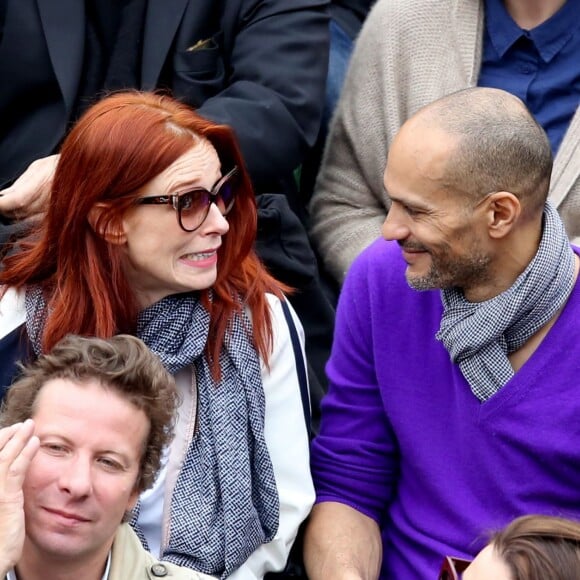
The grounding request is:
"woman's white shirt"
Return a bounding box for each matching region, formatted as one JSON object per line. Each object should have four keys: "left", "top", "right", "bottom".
{"left": 0, "top": 286, "right": 26, "bottom": 339}
{"left": 138, "top": 294, "right": 314, "bottom": 578}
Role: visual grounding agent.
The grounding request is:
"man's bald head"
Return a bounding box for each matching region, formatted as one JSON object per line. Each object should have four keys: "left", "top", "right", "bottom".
{"left": 402, "top": 88, "right": 552, "bottom": 215}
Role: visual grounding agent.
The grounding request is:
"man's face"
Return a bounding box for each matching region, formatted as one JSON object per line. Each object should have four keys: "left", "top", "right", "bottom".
{"left": 382, "top": 123, "right": 491, "bottom": 292}
{"left": 22, "top": 378, "right": 149, "bottom": 565}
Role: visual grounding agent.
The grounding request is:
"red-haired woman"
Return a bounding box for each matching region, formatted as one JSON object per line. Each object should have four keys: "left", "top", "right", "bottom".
{"left": 0, "top": 92, "right": 313, "bottom": 579}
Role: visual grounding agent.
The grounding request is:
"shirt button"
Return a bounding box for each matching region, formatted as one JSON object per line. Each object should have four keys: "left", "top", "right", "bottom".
{"left": 150, "top": 563, "right": 169, "bottom": 577}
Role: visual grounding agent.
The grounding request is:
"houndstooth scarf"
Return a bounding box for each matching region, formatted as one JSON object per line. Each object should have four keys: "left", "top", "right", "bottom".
{"left": 24, "top": 291, "right": 279, "bottom": 578}
{"left": 436, "top": 201, "right": 576, "bottom": 401}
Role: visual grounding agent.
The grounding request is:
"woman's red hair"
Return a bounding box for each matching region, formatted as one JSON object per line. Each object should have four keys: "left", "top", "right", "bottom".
{"left": 0, "top": 92, "right": 284, "bottom": 375}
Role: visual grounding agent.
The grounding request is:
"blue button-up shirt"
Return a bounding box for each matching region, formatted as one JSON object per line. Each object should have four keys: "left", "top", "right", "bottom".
{"left": 479, "top": 0, "right": 580, "bottom": 155}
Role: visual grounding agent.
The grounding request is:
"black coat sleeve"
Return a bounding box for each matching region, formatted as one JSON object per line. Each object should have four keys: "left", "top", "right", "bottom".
{"left": 195, "top": 0, "right": 330, "bottom": 194}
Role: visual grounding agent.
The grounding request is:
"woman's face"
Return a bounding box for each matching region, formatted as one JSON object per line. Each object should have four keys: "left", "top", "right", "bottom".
{"left": 463, "top": 545, "right": 512, "bottom": 580}
{"left": 121, "top": 139, "right": 230, "bottom": 307}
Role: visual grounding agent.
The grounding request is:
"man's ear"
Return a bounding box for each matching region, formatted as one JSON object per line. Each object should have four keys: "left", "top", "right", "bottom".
{"left": 126, "top": 485, "right": 141, "bottom": 513}
{"left": 122, "top": 486, "right": 141, "bottom": 524}
{"left": 88, "top": 203, "right": 127, "bottom": 245}
{"left": 484, "top": 191, "right": 521, "bottom": 239}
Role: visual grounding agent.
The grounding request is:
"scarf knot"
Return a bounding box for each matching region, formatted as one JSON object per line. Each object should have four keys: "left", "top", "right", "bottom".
{"left": 436, "top": 202, "right": 576, "bottom": 401}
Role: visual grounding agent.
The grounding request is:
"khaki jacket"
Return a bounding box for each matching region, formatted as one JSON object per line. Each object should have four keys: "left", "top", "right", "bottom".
{"left": 109, "top": 524, "right": 216, "bottom": 580}
{"left": 3, "top": 524, "right": 215, "bottom": 580}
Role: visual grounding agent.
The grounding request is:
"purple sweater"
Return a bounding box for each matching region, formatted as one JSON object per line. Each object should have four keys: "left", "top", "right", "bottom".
{"left": 311, "top": 239, "right": 580, "bottom": 578}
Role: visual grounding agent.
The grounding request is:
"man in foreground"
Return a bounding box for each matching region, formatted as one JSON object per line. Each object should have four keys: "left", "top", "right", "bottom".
{"left": 0, "top": 334, "right": 211, "bottom": 580}
{"left": 304, "top": 87, "right": 580, "bottom": 578}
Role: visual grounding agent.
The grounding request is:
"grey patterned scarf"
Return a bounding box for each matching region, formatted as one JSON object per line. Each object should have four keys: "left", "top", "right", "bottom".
{"left": 24, "top": 291, "right": 279, "bottom": 578}
{"left": 436, "top": 201, "right": 576, "bottom": 401}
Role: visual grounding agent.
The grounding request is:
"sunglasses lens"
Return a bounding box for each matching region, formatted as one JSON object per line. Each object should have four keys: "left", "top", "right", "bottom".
{"left": 178, "top": 191, "right": 208, "bottom": 231}
{"left": 176, "top": 168, "right": 238, "bottom": 231}
{"left": 438, "top": 556, "right": 469, "bottom": 580}
{"left": 217, "top": 180, "right": 236, "bottom": 214}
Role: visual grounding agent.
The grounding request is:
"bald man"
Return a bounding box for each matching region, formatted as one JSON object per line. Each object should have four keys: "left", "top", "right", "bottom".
{"left": 310, "top": 0, "right": 580, "bottom": 285}
{"left": 304, "top": 87, "right": 580, "bottom": 579}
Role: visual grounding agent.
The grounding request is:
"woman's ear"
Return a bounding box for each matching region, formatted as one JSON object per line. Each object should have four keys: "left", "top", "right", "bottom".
{"left": 88, "top": 203, "right": 127, "bottom": 245}
{"left": 485, "top": 191, "right": 521, "bottom": 239}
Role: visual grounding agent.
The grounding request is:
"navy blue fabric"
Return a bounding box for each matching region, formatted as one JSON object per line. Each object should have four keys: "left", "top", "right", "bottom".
{"left": 329, "top": 0, "right": 374, "bottom": 40}
{"left": 0, "top": 324, "right": 31, "bottom": 401}
{"left": 322, "top": 20, "right": 354, "bottom": 139}
{"left": 280, "top": 299, "right": 311, "bottom": 438}
{"left": 479, "top": 0, "right": 580, "bottom": 154}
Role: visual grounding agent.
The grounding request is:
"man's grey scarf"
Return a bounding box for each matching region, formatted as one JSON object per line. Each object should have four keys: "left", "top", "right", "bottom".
{"left": 436, "top": 201, "right": 576, "bottom": 401}
{"left": 24, "top": 291, "right": 279, "bottom": 579}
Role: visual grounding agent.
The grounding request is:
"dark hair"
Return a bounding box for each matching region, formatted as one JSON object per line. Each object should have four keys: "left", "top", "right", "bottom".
{"left": 0, "top": 91, "right": 283, "bottom": 377}
{"left": 422, "top": 87, "right": 552, "bottom": 215}
{"left": 0, "top": 334, "right": 177, "bottom": 492}
{"left": 491, "top": 515, "right": 580, "bottom": 580}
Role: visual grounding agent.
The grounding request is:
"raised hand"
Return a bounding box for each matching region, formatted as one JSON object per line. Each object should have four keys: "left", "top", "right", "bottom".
{"left": 0, "top": 420, "right": 40, "bottom": 576}
{"left": 0, "top": 155, "right": 59, "bottom": 220}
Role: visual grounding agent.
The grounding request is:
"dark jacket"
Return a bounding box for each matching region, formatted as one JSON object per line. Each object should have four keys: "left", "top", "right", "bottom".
{"left": 0, "top": 0, "right": 329, "bottom": 200}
